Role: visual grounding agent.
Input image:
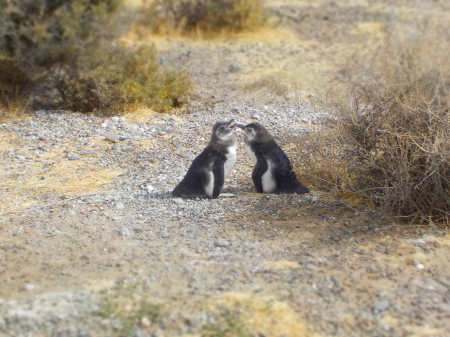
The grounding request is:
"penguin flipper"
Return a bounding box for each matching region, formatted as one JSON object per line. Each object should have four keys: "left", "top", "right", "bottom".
{"left": 252, "top": 159, "right": 268, "bottom": 193}
{"left": 212, "top": 158, "right": 225, "bottom": 198}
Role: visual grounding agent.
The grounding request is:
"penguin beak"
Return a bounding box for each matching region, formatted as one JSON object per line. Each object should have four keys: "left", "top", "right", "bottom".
{"left": 225, "top": 119, "right": 236, "bottom": 129}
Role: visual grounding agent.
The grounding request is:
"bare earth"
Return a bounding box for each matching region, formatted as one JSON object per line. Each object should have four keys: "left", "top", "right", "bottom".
{"left": 1, "top": 1, "right": 450, "bottom": 336}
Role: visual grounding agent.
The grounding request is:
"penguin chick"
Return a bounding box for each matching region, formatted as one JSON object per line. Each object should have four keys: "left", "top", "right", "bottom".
{"left": 241, "top": 122, "right": 309, "bottom": 194}
{"left": 172, "top": 119, "right": 237, "bottom": 198}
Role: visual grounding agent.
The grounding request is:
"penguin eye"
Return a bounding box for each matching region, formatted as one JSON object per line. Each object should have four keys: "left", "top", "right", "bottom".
{"left": 219, "top": 126, "right": 225, "bottom": 130}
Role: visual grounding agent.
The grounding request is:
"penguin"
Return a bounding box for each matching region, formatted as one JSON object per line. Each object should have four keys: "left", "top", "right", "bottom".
{"left": 172, "top": 119, "right": 237, "bottom": 198}
{"left": 240, "top": 122, "right": 309, "bottom": 194}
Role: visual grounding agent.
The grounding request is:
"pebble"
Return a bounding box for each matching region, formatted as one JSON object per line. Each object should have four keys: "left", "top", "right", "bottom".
{"left": 67, "top": 153, "right": 81, "bottom": 160}
{"left": 252, "top": 114, "right": 260, "bottom": 120}
{"left": 23, "top": 283, "right": 36, "bottom": 291}
{"left": 416, "top": 263, "right": 425, "bottom": 269}
{"left": 214, "top": 239, "right": 230, "bottom": 248}
{"left": 105, "top": 134, "right": 120, "bottom": 143}
{"left": 2, "top": 243, "right": 14, "bottom": 250}
{"left": 229, "top": 62, "right": 242, "bottom": 73}
{"left": 141, "top": 317, "right": 151, "bottom": 328}
{"left": 373, "top": 300, "right": 389, "bottom": 314}
{"left": 173, "top": 198, "right": 185, "bottom": 205}
{"left": 118, "top": 228, "right": 131, "bottom": 237}
{"left": 145, "top": 185, "right": 154, "bottom": 193}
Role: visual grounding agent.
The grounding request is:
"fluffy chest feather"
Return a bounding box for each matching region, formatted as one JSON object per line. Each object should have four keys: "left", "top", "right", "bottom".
{"left": 262, "top": 160, "right": 276, "bottom": 193}
{"left": 243, "top": 143, "right": 257, "bottom": 165}
{"left": 224, "top": 145, "right": 237, "bottom": 178}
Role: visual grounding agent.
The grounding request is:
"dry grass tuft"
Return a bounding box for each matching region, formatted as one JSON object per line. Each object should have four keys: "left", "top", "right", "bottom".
{"left": 140, "top": 0, "right": 268, "bottom": 36}
{"left": 206, "top": 293, "right": 316, "bottom": 337}
{"left": 294, "top": 13, "right": 450, "bottom": 222}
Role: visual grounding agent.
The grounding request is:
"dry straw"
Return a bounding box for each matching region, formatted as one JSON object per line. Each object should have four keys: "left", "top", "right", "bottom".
{"left": 295, "top": 14, "right": 450, "bottom": 222}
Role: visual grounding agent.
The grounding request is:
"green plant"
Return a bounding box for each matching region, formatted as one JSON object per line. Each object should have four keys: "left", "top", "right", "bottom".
{"left": 0, "top": 0, "right": 193, "bottom": 113}
{"left": 55, "top": 43, "right": 193, "bottom": 112}
{"left": 144, "top": 0, "right": 268, "bottom": 35}
{"left": 202, "top": 310, "right": 250, "bottom": 337}
{"left": 0, "top": 0, "right": 120, "bottom": 105}
{"left": 96, "top": 280, "right": 164, "bottom": 335}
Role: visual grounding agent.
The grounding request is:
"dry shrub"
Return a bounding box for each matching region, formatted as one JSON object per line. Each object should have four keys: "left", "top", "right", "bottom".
{"left": 51, "top": 44, "right": 193, "bottom": 112}
{"left": 143, "top": 0, "right": 267, "bottom": 35}
{"left": 298, "top": 21, "right": 450, "bottom": 222}
{"left": 0, "top": 0, "right": 120, "bottom": 104}
{"left": 0, "top": 0, "right": 193, "bottom": 113}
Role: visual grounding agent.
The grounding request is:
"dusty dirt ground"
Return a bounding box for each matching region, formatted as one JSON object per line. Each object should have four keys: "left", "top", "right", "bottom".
{"left": 1, "top": 1, "right": 450, "bottom": 336}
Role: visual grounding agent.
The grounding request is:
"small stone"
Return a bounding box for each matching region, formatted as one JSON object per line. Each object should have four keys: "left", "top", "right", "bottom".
{"left": 67, "top": 153, "right": 80, "bottom": 160}
{"left": 118, "top": 228, "right": 131, "bottom": 237}
{"left": 231, "top": 107, "right": 240, "bottom": 113}
{"left": 23, "top": 283, "right": 35, "bottom": 291}
{"left": 285, "top": 93, "right": 295, "bottom": 101}
{"left": 3, "top": 243, "right": 14, "bottom": 250}
{"left": 116, "top": 202, "right": 124, "bottom": 209}
{"left": 214, "top": 239, "right": 230, "bottom": 248}
{"left": 101, "top": 123, "right": 108, "bottom": 128}
{"left": 105, "top": 134, "right": 120, "bottom": 143}
{"left": 141, "top": 317, "right": 151, "bottom": 328}
{"left": 416, "top": 263, "right": 425, "bottom": 269}
{"left": 219, "top": 193, "right": 236, "bottom": 198}
{"left": 145, "top": 185, "right": 154, "bottom": 193}
{"left": 111, "top": 144, "right": 120, "bottom": 151}
{"left": 161, "top": 233, "right": 170, "bottom": 239}
{"left": 12, "top": 232, "right": 20, "bottom": 237}
{"left": 38, "top": 135, "right": 48, "bottom": 141}
{"left": 111, "top": 117, "right": 120, "bottom": 123}
{"left": 229, "top": 62, "right": 241, "bottom": 73}
{"left": 37, "top": 146, "right": 46, "bottom": 151}
{"left": 173, "top": 198, "right": 185, "bottom": 205}
{"left": 252, "top": 114, "right": 260, "bottom": 120}
{"left": 373, "top": 300, "right": 389, "bottom": 314}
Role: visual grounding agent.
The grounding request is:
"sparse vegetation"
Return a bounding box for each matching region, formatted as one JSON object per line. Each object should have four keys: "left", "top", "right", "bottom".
{"left": 0, "top": 0, "right": 193, "bottom": 113}
{"left": 56, "top": 43, "right": 193, "bottom": 112}
{"left": 294, "top": 18, "right": 450, "bottom": 222}
{"left": 96, "top": 280, "right": 164, "bottom": 335}
{"left": 202, "top": 310, "right": 250, "bottom": 337}
{"left": 142, "top": 0, "right": 268, "bottom": 35}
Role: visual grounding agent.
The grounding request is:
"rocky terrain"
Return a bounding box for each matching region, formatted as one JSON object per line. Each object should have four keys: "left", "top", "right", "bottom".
{"left": 1, "top": 1, "right": 450, "bottom": 336}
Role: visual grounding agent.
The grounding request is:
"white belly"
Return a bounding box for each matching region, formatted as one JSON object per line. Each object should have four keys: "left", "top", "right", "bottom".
{"left": 205, "top": 170, "right": 214, "bottom": 197}
{"left": 262, "top": 160, "right": 277, "bottom": 193}
{"left": 243, "top": 143, "right": 257, "bottom": 165}
{"left": 224, "top": 146, "right": 237, "bottom": 178}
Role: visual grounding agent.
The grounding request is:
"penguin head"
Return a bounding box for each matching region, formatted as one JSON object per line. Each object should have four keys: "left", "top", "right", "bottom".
{"left": 242, "top": 122, "right": 273, "bottom": 143}
{"left": 212, "top": 119, "right": 236, "bottom": 143}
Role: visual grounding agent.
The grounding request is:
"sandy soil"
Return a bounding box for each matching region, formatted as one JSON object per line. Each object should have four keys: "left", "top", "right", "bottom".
{"left": 1, "top": 1, "right": 450, "bottom": 336}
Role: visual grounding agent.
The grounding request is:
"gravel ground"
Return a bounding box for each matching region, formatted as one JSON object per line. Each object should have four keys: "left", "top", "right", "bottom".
{"left": 1, "top": 14, "right": 450, "bottom": 337}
